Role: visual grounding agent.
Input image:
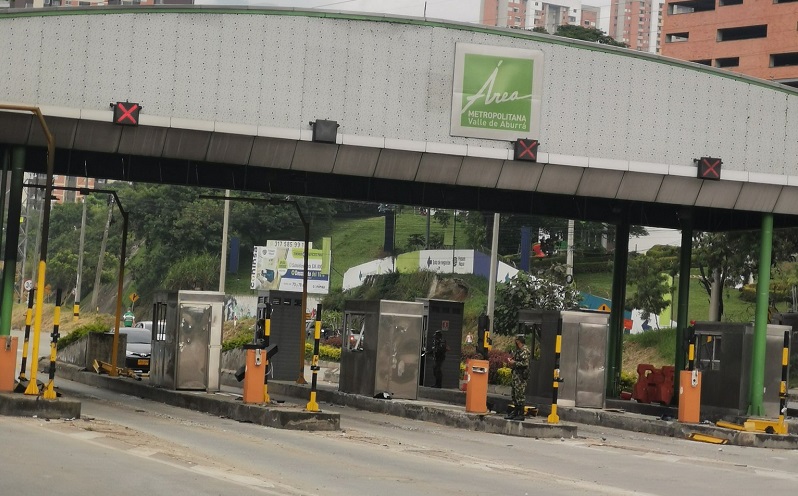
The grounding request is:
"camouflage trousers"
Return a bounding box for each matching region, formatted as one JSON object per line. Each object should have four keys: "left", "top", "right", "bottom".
{"left": 511, "top": 370, "right": 527, "bottom": 406}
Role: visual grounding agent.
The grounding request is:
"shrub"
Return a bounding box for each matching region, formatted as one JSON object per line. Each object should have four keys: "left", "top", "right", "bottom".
{"left": 222, "top": 333, "right": 254, "bottom": 352}
{"left": 323, "top": 336, "right": 342, "bottom": 348}
{"left": 495, "top": 366, "right": 512, "bottom": 386}
{"left": 304, "top": 343, "right": 341, "bottom": 362}
{"left": 57, "top": 320, "right": 112, "bottom": 350}
{"left": 619, "top": 370, "right": 637, "bottom": 392}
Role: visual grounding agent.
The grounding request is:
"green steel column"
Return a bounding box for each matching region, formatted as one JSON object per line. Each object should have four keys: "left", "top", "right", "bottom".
{"left": 0, "top": 149, "right": 10, "bottom": 253}
{"left": 674, "top": 212, "right": 693, "bottom": 398}
{"left": 0, "top": 148, "right": 26, "bottom": 336}
{"left": 606, "top": 221, "right": 630, "bottom": 398}
{"left": 749, "top": 213, "right": 774, "bottom": 416}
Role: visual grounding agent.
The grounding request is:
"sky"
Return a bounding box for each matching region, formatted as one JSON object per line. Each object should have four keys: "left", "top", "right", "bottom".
{"left": 195, "top": 0, "right": 611, "bottom": 23}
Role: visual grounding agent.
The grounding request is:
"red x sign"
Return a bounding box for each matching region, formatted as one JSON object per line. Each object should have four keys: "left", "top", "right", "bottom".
{"left": 514, "top": 139, "right": 539, "bottom": 162}
{"left": 697, "top": 157, "right": 722, "bottom": 181}
{"left": 113, "top": 102, "right": 141, "bottom": 126}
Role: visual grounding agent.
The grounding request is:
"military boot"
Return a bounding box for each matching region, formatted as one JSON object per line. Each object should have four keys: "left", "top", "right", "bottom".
{"left": 514, "top": 405, "right": 526, "bottom": 421}
{"left": 505, "top": 406, "right": 517, "bottom": 420}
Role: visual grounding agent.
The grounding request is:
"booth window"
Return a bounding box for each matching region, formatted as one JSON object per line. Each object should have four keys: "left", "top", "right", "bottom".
{"left": 696, "top": 334, "right": 722, "bottom": 371}
{"left": 518, "top": 322, "right": 542, "bottom": 360}
{"left": 344, "top": 313, "right": 366, "bottom": 351}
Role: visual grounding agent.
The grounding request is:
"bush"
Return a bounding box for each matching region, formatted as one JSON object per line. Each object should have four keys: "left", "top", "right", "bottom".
{"left": 323, "top": 336, "right": 342, "bottom": 348}
{"left": 495, "top": 366, "right": 512, "bottom": 386}
{"left": 304, "top": 342, "right": 341, "bottom": 362}
{"left": 619, "top": 370, "right": 637, "bottom": 392}
{"left": 222, "top": 333, "right": 254, "bottom": 352}
{"left": 462, "top": 347, "right": 512, "bottom": 384}
{"left": 57, "top": 319, "right": 113, "bottom": 350}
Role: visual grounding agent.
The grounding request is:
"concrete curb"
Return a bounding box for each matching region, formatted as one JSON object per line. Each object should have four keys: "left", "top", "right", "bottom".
{"left": 54, "top": 363, "right": 340, "bottom": 431}
{"left": 0, "top": 392, "right": 82, "bottom": 419}
{"left": 266, "top": 381, "right": 576, "bottom": 439}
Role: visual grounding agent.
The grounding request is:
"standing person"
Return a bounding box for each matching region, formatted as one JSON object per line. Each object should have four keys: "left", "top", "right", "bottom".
{"left": 123, "top": 307, "right": 135, "bottom": 327}
{"left": 431, "top": 330, "right": 448, "bottom": 388}
{"left": 505, "top": 334, "right": 531, "bottom": 420}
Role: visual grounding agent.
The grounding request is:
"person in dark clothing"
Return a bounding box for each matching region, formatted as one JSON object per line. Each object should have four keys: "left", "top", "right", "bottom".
{"left": 431, "top": 330, "right": 448, "bottom": 388}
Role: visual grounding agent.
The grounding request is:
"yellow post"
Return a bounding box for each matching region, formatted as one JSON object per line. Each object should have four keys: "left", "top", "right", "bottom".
{"left": 306, "top": 304, "right": 322, "bottom": 412}
{"left": 43, "top": 289, "right": 62, "bottom": 400}
{"left": 24, "top": 261, "right": 47, "bottom": 395}
{"left": 548, "top": 318, "right": 563, "bottom": 424}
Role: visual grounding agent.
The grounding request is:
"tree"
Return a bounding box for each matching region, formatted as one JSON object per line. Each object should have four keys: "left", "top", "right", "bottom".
{"left": 625, "top": 246, "right": 679, "bottom": 325}
{"left": 553, "top": 25, "right": 628, "bottom": 47}
{"left": 432, "top": 209, "right": 451, "bottom": 229}
{"left": 693, "top": 229, "right": 798, "bottom": 320}
{"left": 494, "top": 265, "right": 582, "bottom": 335}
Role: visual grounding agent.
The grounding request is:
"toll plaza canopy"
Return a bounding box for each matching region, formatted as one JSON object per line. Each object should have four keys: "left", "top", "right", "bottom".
{"left": 1, "top": 6, "right": 797, "bottom": 230}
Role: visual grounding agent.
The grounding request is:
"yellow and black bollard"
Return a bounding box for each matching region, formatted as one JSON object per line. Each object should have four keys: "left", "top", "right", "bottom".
{"left": 262, "top": 302, "right": 272, "bottom": 404}
{"left": 547, "top": 318, "right": 564, "bottom": 424}
{"left": 43, "top": 289, "right": 62, "bottom": 400}
{"left": 778, "top": 330, "right": 790, "bottom": 432}
{"left": 306, "top": 304, "right": 322, "bottom": 412}
{"left": 17, "top": 289, "right": 35, "bottom": 381}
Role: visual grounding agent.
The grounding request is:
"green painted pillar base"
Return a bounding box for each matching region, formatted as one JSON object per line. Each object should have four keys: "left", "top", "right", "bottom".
{"left": 749, "top": 213, "right": 773, "bottom": 417}
{"left": 606, "top": 222, "right": 630, "bottom": 398}
{"left": 0, "top": 147, "right": 26, "bottom": 336}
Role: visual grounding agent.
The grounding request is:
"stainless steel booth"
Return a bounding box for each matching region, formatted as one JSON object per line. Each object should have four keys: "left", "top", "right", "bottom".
{"left": 257, "top": 290, "right": 304, "bottom": 381}
{"left": 340, "top": 300, "right": 424, "bottom": 399}
{"left": 518, "top": 309, "right": 610, "bottom": 408}
{"left": 416, "top": 298, "right": 463, "bottom": 389}
{"left": 150, "top": 290, "right": 224, "bottom": 391}
{"left": 692, "top": 321, "right": 791, "bottom": 418}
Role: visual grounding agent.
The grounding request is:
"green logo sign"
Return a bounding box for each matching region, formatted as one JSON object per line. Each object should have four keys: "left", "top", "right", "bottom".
{"left": 451, "top": 44, "right": 543, "bottom": 141}
{"left": 460, "top": 54, "right": 533, "bottom": 132}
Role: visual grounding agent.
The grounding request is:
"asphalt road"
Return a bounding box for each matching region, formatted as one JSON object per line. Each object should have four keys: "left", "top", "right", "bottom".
{"left": 2, "top": 379, "right": 798, "bottom": 495}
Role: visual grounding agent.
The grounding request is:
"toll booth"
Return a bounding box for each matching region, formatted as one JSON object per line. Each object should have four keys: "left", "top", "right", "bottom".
{"left": 692, "top": 322, "right": 790, "bottom": 418}
{"left": 257, "top": 290, "right": 304, "bottom": 382}
{"left": 518, "top": 309, "right": 610, "bottom": 408}
{"left": 339, "top": 300, "right": 424, "bottom": 399}
{"left": 150, "top": 290, "right": 224, "bottom": 391}
{"left": 416, "top": 298, "right": 463, "bottom": 389}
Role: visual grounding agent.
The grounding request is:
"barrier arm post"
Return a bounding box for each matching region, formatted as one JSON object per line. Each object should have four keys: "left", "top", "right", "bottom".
{"left": 42, "top": 288, "right": 62, "bottom": 400}
{"left": 547, "top": 317, "right": 564, "bottom": 424}
{"left": 263, "top": 302, "right": 272, "bottom": 403}
{"left": 778, "top": 330, "right": 790, "bottom": 434}
{"left": 18, "top": 289, "right": 35, "bottom": 380}
{"left": 306, "top": 304, "right": 322, "bottom": 412}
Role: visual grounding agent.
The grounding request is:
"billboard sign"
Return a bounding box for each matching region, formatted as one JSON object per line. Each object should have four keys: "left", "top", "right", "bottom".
{"left": 250, "top": 238, "right": 331, "bottom": 294}
{"left": 450, "top": 43, "right": 543, "bottom": 141}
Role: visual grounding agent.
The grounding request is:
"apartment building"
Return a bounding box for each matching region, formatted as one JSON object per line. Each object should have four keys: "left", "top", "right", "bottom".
{"left": 481, "top": 0, "right": 584, "bottom": 32}
{"left": 581, "top": 4, "right": 600, "bottom": 29}
{"left": 660, "top": 0, "right": 798, "bottom": 86}
{"left": 610, "top": 0, "right": 665, "bottom": 52}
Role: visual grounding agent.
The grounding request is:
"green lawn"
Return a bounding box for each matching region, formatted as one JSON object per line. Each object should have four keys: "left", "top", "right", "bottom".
{"left": 575, "top": 271, "right": 756, "bottom": 323}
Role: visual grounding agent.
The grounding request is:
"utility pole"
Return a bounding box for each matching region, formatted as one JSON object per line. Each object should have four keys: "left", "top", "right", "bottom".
{"left": 218, "top": 190, "right": 230, "bottom": 293}
{"left": 91, "top": 196, "right": 114, "bottom": 312}
{"left": 486, "top": 213, "right": 500, "bottom": 332}
{"left": 74, "top": 194, "right": 88, "bottom": 321}
{"left": 566, "top": 219, "right": 575, "bottom": 279}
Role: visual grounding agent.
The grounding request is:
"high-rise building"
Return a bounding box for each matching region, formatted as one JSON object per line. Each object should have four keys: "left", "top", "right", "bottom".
{"left": 660, "top": 0, "right": 798, "bottom": 87}
{"left": 481, "top": 0, "right": 584, "bottom": 33}
{"left": 609, "top": 0, "right": 664, "bottom": 52}
{"left": 52, "top": 176, "right": 95, "bottom": 204}
{"left": 581, "top": 5, "right": 600, "bottom": 29}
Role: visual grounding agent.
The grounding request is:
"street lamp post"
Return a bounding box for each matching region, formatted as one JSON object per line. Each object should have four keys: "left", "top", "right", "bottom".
{"left": 200, "top": 194, "right": 310, "bottom": 384}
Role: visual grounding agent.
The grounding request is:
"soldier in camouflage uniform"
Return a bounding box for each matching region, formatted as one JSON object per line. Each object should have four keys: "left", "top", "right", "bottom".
{"left": 505, "top": 335, "right": 531, "bottom": 421}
